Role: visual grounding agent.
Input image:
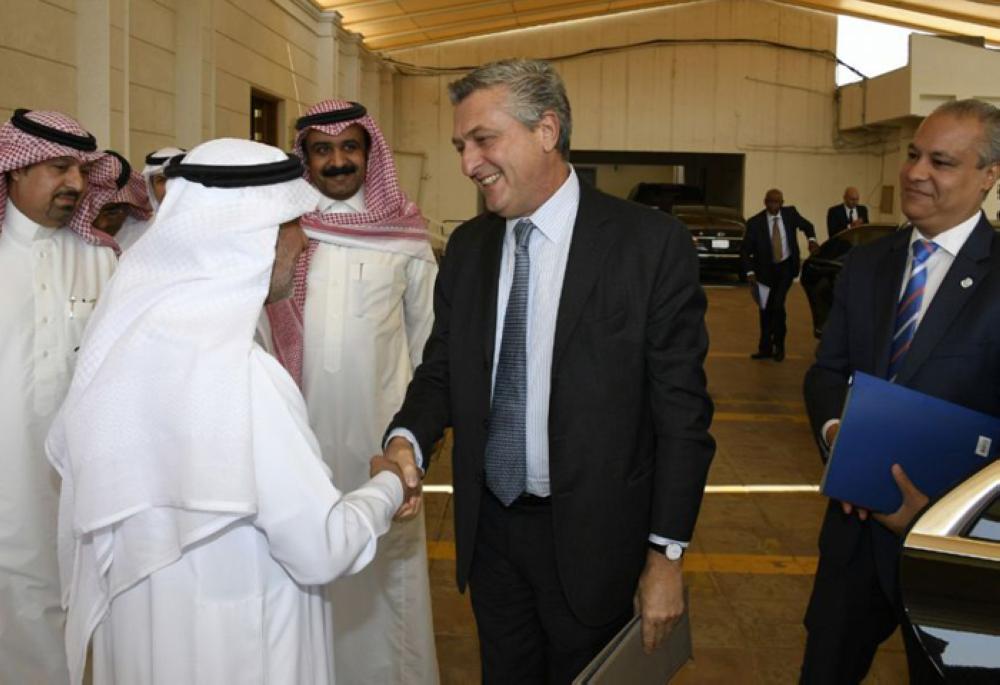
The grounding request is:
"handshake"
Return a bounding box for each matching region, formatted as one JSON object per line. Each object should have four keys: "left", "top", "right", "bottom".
{"left": 370, "top": 436, "right": 424, "bottom": 521}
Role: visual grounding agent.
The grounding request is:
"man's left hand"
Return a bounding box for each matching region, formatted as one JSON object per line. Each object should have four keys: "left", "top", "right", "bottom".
{"left": 872, "top": 464, "right": 929, "bottom": 536}
{"left": 807, "top": 241, "right": 820, "bottom": 256}
{"left": 633, "top": 550, "right": 685, "bottom": 655}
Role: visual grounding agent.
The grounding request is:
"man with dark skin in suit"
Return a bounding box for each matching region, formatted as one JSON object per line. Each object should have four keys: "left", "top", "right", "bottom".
{"left": 801, "top": 99, "right": 1000, "bottom": 683}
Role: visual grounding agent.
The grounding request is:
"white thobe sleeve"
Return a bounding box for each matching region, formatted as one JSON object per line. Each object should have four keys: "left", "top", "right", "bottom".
{"left": 403, "top": 256, "right": 437, "bottom": 370}
{"left": 250, "top": 350, "right": 404, "bottom": 585}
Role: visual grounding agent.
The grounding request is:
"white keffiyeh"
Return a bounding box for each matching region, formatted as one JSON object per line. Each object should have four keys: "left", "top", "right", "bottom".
{"left": 45, "top": 138, "right": 321, "bottom": 682}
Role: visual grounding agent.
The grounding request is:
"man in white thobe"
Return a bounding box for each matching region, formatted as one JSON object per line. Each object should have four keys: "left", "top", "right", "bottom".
{"left": 46, "top": 138, "right": 408, "bottom": 685}
{"left": 140, "top": 145, "right": 184, "bottom": 210}
{"left": 0, "top": 109, "right": 116, "bottom": 685}
{"left": 265, "top": 99, "right": 440, "bottom": 685}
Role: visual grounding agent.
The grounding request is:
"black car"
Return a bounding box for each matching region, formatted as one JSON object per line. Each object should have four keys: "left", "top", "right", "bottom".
{"left": 800, "top": 223, "right": 899, "bottom": 338}
{"left": 627, "top": 182, "right": 704, "bottom": 213}
{"left": 671, "top": 204, "right": 747, "bottom": 280}
{"left": 900, "top": 459, "right": 1000, "bottom": 681}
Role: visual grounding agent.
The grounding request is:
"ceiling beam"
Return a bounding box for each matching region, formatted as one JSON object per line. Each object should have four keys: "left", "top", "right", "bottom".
{"left": 781, "top": 0, "right": 1000, "bottom": 43}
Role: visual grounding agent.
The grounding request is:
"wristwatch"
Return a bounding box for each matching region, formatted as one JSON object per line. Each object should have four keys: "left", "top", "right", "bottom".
{"left": 648, "top": 541, "right": 685, "bottom": 561}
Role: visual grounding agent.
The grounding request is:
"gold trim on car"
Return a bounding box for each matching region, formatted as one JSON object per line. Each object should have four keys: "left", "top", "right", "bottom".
{"left": 904, "top": 461, "right": 1000, "bottom": 562}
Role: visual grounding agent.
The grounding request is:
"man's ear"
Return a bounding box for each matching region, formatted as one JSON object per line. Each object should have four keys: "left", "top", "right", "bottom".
{"left": 536, "top": 110, "right": 561, "bottom": 154}
{"left": 9, "top": 167, "right": 26, "bottom": 183}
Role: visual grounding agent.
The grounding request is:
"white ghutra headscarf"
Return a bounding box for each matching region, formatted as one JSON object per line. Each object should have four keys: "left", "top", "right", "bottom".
{"left": 45, "top": 138, "right": 320, "bottom": 683}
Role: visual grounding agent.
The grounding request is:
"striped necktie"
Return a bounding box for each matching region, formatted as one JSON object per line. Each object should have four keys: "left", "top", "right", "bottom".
{"left": 888, "top": 239, "right": 939, "bottom": 381}
{"left": 484, "top": 219, "right": 535, "bottom": 506}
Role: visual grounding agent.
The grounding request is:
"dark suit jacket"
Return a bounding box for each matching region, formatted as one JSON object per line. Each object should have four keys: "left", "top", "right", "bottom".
{"left": 388, "top": 182, "right": 715, "bottom": 627}
{"left": 826, "top": 203, "right": 869, "bottom": 238}
{"left": 803, "top": 213, "right": 1000, "bottom": 617}
{"left": 740, "top": 206, "right": 816, "bottom": 286}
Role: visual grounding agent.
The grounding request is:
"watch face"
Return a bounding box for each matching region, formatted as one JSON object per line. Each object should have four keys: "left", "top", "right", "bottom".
{"left": 666, "top": 543, "right": 684, "bottom": 561}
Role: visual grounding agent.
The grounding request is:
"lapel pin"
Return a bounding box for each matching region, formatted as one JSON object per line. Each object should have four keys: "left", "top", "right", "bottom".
{"left": 961, "top": 277, "right": 973, "bottom": 289}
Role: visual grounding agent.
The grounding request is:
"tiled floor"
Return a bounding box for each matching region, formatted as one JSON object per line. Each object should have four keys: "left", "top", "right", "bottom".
{"left": 422, "top": 279, "right": 909, "bottom": 684}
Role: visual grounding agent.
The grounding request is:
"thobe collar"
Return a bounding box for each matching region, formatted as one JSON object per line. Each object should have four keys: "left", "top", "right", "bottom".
{"left": 317, "top": 185, "right": 365, "bottom": 213}
{"left": 3, "top": 199, "right": 58, "bottom": 246}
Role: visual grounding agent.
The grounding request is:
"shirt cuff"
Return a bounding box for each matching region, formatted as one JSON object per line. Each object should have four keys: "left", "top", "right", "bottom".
{"left": 384, "top": 428, "right": 426, "bottom": 474}
{"left": 808, "top": 237, "right": 818, "bottom": 242}
{"left": 648, "top": 534, "right": 689, "bottom": 547}
{"left": 746, "top": 270, "right": 755, "bottom": 277}
{"left": 820, "top": 419, "right": 841, "bottom": 448}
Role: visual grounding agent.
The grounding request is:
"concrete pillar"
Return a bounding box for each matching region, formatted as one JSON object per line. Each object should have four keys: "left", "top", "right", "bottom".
{"left": 174, "top": 0, "right": 210, "bottom": 148}
{"left": 315, "top": 11, "right": 343, "bottom": 102}
{"left": 338, "top": 33, "right": 362, "bottom": 101}
{"left": 76, "top": 0, "right": 112, "bottom": 146}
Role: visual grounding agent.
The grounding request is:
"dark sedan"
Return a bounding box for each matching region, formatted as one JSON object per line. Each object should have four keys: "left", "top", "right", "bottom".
{"left": 900, "top": 459, "right": 1000, "bottom": 681}
{"left": 671, "top": 204, "right": 747, "bottom": 280}
{"left": 800, "top": 223, "right": 898, "bottom": 338}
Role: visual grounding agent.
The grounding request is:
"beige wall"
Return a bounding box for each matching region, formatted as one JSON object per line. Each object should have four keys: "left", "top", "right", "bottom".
{"left": 387, "top": 0, "right": 923, "bottom": 238}
{"left": 0, "top": 0, "right": 397, "bottom": 171}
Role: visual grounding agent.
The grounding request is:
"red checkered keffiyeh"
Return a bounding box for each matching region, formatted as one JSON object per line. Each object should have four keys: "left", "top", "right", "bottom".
{"left": 266, "top": 99, "right": 431, "bottom": 385}
{"left": 0, "top": 109, "right": 114, "bottom": 252}
{"left": 71, "top": 150, "right": 153, "bottom": 252}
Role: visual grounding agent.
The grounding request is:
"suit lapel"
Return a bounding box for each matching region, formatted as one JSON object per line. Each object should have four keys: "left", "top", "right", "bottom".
{"left": 872, "top": 229, "right": 912, "bottom": 378}
{"left": 896, "top": 216, "right": 994, "bottom": 385}
{"left": 552, "top": 185, "right": 619, "bottom": 367}
{"left": 480, "top": 216, "right": 505, "bottom": 370}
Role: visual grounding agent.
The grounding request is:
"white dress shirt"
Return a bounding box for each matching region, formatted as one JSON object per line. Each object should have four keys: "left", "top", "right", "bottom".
{"left": 493, "top": 168, "right": 579, "bottom": 495}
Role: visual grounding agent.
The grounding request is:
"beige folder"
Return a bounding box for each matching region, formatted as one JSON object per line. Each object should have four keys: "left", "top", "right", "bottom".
{"left": 572, "top": 591, "right": 692, "bottom": 684}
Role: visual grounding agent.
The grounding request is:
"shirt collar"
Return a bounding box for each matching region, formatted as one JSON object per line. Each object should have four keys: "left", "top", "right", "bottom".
{"left": 505, "top": 165, "right": 579, "bottom": 245}
{"left": 910, "top": 210, "right": 982, "bottom": 257}
{"left": 3, "top": 199, "right": 48, "bottom": 246}
{"left": 318, "top": 185, "right": 365, "bottom": 214}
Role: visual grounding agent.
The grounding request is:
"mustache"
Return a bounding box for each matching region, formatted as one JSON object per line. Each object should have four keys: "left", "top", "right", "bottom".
{"left": 320, "top": 164, "right": 358, "bottom": 178}
{"left": 54, "top": 189, "right": 81, "bottom": 202}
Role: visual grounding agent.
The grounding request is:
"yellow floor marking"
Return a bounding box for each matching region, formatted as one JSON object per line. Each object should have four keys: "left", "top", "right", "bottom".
{"left": 423, "top": 484, "right": 821, "bottom": 495}
{"left": 707, "top": 351, "right": 805, "bottom": 360}
{"left": 713, "top": 411, "right": 809, "bottom": 423}
{"left": 426, "top": 540, "right": 818, "bottom": 575}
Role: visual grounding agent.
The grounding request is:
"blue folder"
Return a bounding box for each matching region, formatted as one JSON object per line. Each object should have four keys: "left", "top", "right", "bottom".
{"left": 822, "top": 372, "right": 1000, "bottom": 513}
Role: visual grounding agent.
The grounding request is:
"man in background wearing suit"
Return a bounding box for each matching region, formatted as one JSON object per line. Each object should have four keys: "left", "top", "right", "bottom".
{"left": 741, "top": 189, "right": 818, "bottom": 361}
{"left": 826, "top": 186, "right": 869, "bottom": 239}
{"left": 381, "top": 59, "right": 715, "bottom": 684}
{"left": 800, "top": 99, "right": 1000, "bottom": 683}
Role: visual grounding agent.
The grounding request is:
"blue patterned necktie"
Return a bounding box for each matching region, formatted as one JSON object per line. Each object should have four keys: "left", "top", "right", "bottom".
{"left": 888, "top": 239, "right": 939, "bottom": 381}
{"left": 485, "top": 219, "right": 535, "bottom": 506}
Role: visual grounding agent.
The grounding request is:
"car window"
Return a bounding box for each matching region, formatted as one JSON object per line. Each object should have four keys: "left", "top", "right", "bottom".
{"left": 818, "top": 237, "right": 852, "bottom": 260}
{"left": 964, "top": 494, "right": 1000, "bottom": 543}
{"left": 853, "top": 227, "right": 895, "bottom": 246}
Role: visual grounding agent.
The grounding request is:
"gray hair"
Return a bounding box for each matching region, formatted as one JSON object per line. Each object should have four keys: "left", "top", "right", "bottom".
{"left": 448, "top": 59, "right": 572, "bottom": 158}
{"left": 931, "top": 98, "right": 1000, "bottom": 167}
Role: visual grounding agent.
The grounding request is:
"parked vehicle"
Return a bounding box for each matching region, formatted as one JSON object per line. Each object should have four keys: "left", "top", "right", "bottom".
{"left": 627, "top": 182, "right": 704, "bottom": 213}
{"left": 800, "top": 223, "right": 899, "bottom": 338}
{"left": 671, "top": 204, "right": 747, "bottom": 280}
{"left": 900, "top": 459, "right": 1000, "bottom": 681}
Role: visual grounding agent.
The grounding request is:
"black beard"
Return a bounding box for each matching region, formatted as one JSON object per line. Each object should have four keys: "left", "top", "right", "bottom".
{"left": 321, "top": 164, "right": 357, "bottom": 178}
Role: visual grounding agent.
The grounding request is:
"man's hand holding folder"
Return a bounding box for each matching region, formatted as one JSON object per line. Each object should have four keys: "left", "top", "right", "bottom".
{"left": 821, "top": 372, "right": 1000, "bottom": 525}
{"left": 633, "top": 552, "right": 685, "bottom": 654}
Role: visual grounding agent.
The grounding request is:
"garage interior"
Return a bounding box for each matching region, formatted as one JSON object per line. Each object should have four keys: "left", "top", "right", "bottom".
{"left": 2, "top": 0, "right": 999, "bottom": 682}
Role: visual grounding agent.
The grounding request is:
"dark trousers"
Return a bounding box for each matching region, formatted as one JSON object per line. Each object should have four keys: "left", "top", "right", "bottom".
{"left": 758, "top": 259, "right": 796, "bottom": 353}
{"left": 800, "top": 523, "right": 943, "bottom": 684}
{"left": 469, "top": 490, "right": 632, "bottom": 685}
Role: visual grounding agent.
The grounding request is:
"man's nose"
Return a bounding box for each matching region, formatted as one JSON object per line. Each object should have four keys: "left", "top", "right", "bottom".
{"left": 65, "top": 164, "right": 86, "bottom": 191}
{"left": 460, "top": 147, "right": 480, "bottom": 178}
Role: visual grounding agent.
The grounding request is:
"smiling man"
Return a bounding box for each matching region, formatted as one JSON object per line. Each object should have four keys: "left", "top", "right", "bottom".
{"left": 801, "top": 99, "right": 1000, "bottom": 683}
{"left": 383, "top": 59, "right": 715, "bottom": 684}
{"left": 263, "top": 100, "right": 440, "bottom": 685}
{"left": 0, "top": 109, "right": 118, "bottom": 684}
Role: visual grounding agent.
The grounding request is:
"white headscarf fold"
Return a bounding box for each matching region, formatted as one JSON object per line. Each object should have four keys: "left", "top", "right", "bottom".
{"left": 45, "top": 138, "right": 320, "bottom": 683}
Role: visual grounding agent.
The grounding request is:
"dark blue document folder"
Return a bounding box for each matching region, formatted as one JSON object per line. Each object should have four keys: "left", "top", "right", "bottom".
{"left": 822, "top": 372, "right": 1000, "bottom": 513}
